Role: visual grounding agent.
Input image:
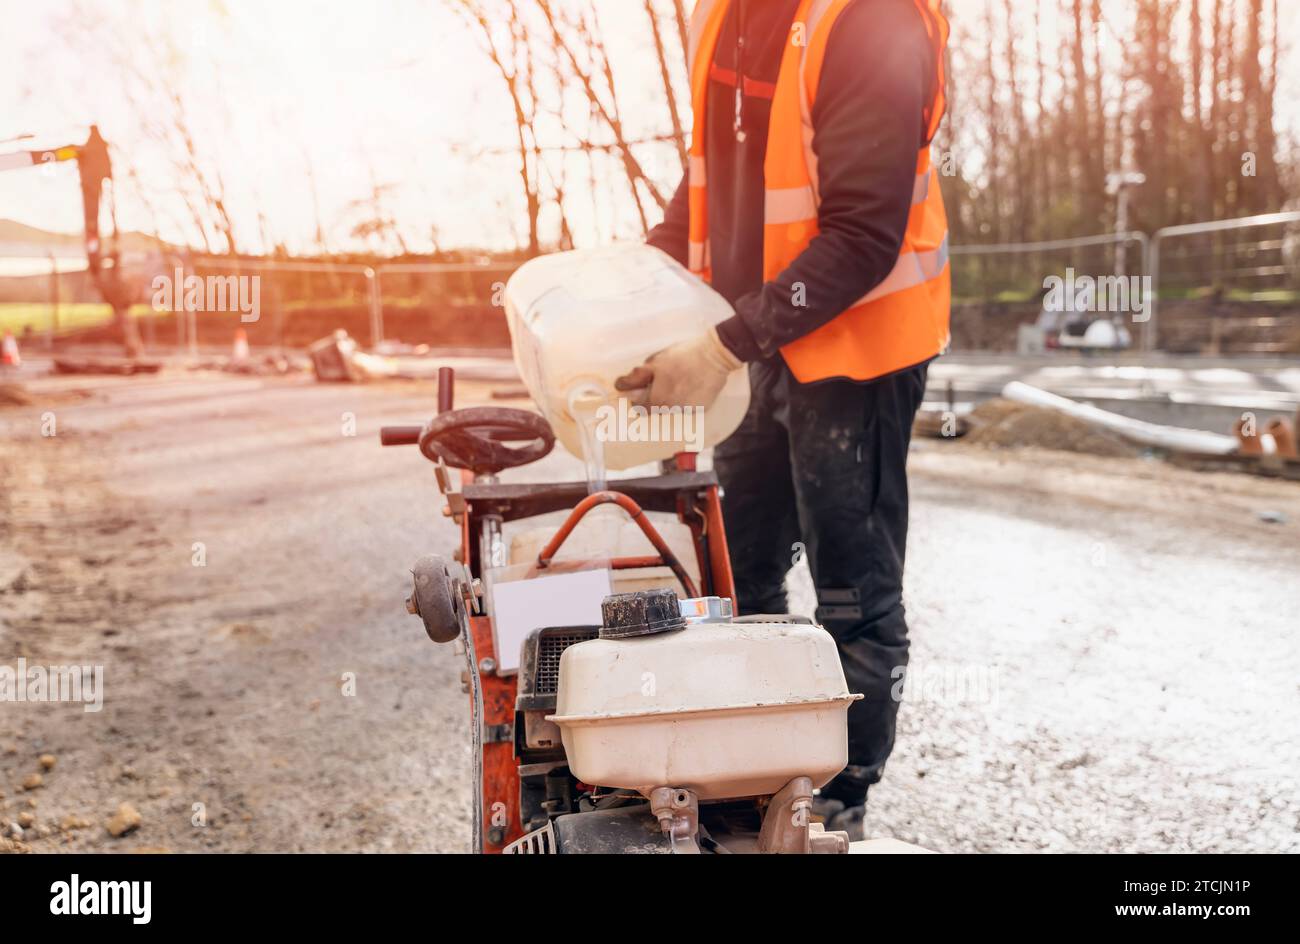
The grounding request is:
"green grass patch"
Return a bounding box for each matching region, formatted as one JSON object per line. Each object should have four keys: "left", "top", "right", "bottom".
{"left": 0, "top": 302, "right": 153, "bottom": 335}
{"left": 1152, "top": 286, "right": 1300, "bottom": 304}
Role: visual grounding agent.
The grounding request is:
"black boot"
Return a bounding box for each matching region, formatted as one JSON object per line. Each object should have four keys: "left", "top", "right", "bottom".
{"left": 810, "top": 796, "right": 866, "bottom": 842}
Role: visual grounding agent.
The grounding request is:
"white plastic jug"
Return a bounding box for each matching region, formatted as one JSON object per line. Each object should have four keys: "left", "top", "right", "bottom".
{"left": 504, "top": 244, "right": 750, "bottom": 470}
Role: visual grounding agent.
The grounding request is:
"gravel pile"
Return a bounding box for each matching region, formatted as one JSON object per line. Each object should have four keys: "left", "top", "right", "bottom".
{"left": 964, "top": 398, "right": 1141, "bottom": 457}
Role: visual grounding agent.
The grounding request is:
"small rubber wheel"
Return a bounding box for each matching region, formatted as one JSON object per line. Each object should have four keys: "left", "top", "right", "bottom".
{"left": 410, "top": 554, "right": 465, "bottom": 644}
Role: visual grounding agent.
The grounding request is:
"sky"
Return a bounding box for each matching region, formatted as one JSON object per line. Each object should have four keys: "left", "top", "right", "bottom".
{"left": 1, "top": 0, "right": 1297, "bottom": 256}
{"left": 1, "top": 0, "right": 684, "bottom": 254}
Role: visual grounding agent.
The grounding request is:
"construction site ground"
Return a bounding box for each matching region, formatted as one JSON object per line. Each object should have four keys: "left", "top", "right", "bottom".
{"left": 1, "top": 362, "right": 1297, "bottom": 852}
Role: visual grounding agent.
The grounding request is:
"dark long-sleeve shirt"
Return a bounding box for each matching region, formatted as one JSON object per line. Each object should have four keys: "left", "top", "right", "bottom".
{"left": 648, "top": 0, "right": 935, "bottom": 363}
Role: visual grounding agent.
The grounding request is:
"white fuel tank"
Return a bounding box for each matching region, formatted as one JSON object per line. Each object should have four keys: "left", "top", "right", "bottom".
{"left": 548, "top": 598, "right": 860, "bottom": 801}
{"left": 503, "top": 244, "right": 750, "bottom": 470}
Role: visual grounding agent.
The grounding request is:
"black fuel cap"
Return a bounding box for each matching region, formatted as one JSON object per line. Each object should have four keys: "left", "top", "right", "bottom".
{"left": 600, "top": 589, "right": 685, "bottom": 639}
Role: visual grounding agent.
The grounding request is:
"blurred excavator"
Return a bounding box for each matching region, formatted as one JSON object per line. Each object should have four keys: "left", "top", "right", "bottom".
{"left": 0, "top": 125, "right": 143, "bottom": 357}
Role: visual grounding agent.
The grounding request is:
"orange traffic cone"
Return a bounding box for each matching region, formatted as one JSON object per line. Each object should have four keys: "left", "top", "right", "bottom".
{"left": 1233, "top": 417, "right": 1262, "bottom": 455}
{"left": 1265, "top": 416, "right": 1298, "bottom": 458}
{"left": 0, "top": 330, "right": 20, "bottom": 368}
{"left": 232, "top": 328, "right": 250, "bottom": 362}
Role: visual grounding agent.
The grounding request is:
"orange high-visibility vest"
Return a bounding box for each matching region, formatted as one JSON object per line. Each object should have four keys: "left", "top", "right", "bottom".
{"left": 687, "top": 0, "right": 951, "bottom": 383}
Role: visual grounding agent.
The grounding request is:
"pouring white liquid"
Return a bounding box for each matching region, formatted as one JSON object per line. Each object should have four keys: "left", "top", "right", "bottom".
{"left": 567, "top": 382, "right": 608, "bottom": 493}
{"left": 504, "top": 244, "right": 750, "bottom": 471}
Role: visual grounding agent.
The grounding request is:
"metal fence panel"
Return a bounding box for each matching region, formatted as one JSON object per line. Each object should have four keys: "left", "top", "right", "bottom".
{"left": 951, "top": 231, "right": 1152, "bottom": 350}
{"left": 1148, "top": 211, "right": 1300, "bottom": 354}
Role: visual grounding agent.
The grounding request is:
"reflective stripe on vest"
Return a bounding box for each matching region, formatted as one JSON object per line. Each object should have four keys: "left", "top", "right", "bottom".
{"left": 687, "top": 0, "right": 952, "bottom": 383}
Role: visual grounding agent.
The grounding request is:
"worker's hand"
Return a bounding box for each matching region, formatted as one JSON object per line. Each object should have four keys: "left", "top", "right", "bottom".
{"left": 614, "top": 326, "right": 743, "bottom": 412}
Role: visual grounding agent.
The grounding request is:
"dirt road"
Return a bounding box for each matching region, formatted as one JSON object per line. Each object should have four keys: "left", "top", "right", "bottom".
{"left": 2, "top": 368, "right": 1297, "bottom": 852}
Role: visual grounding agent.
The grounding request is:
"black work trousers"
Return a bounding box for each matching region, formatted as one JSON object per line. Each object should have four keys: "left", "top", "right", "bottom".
{"left": 713, "top": 355, "right": 929, "bottom": 804}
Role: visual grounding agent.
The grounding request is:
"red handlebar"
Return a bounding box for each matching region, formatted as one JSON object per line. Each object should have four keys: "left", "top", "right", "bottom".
{"left": 536, "top": 491, "right": 700, "bottom": 598}
{"left": 380, "top": 426, "right": 422, "bottom": 446}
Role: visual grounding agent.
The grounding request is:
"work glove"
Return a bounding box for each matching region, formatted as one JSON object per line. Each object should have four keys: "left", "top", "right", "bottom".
{"left": 614, "top": 326, "right": 743, "bottom": 412}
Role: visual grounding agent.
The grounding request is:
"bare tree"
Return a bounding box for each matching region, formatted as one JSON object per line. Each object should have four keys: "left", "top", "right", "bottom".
{"left": 536, "top": 0, "right": 668, "bottom": 223}
{"left": 348, "top": 170, "right": 410, "bottom": 256}
{"left": 455, "top": 0, "right": 543, "bottom": 254}
{"left": 645, "top": 0, "right": 687, "bottom": 171}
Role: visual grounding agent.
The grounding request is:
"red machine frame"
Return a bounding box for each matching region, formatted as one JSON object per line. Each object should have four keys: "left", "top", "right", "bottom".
{"left": 451, "top": 456, "right": 735, "bottom": 852}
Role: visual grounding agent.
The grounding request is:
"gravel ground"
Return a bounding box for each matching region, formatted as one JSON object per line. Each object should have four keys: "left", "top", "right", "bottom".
{"left": 1, "top": 367, "right": 1297, "bottom": 853}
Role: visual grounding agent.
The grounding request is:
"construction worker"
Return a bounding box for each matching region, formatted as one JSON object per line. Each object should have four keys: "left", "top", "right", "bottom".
{"left": 618, "top": 0, "right": 950, "bottom": 839}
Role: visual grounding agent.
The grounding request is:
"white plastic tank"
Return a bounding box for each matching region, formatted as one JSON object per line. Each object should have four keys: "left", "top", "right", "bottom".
{"left": 549, "top": 608, "right": 861, "bottom": 801}
{"left": 503, "top": 244, "right": 750, "bottom": 470}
